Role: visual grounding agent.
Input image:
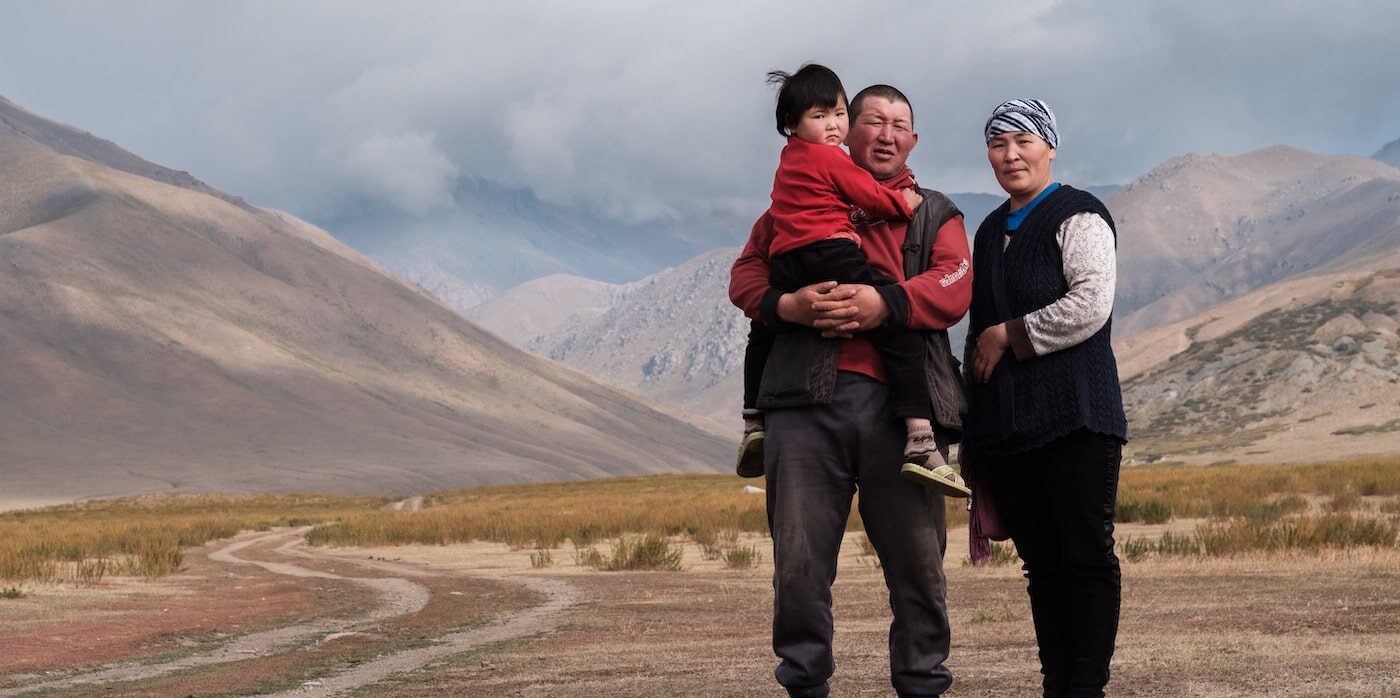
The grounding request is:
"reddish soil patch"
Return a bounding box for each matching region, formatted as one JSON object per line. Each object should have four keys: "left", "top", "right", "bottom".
{"left": 0, "top": 533, "right": 543, "bottom": 698}
{"left": 0, "top": 541, "right": 373, "bottom": 677}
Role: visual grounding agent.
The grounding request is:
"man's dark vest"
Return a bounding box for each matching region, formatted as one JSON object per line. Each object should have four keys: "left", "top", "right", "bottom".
{"left": 755, "top": 189, "right": 968, "bottom": 440}
{"left": 965, "top": 185, "right": 1127, "bottom": 456}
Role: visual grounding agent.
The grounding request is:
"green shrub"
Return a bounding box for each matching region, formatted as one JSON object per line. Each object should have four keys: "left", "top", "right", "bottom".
{"left": 721, "top": 545, "right": 762, "bottom": 569}
{"left": 577, "top": 535, "right": 684, "bottom": 572}
{"left": 1117, "top": 498, "right": 1173, "bottom": 524}
{"left": 986, "top": 541, "right": 1020, "bottom": 566}
{"left": 528, "top": 548, "right": 554, "bottom": 568}
{"left": 1120, "top": 536, "right": 1153, "bottom": 562}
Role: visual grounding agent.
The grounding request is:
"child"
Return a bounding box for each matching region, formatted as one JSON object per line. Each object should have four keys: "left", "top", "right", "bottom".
{"left": 737, "top": 63, "right": 969, "bottom": 498}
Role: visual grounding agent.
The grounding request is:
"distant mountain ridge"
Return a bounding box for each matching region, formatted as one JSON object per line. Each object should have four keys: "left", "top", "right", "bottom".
{"left": 1111, "top": 146, "right": 1400, "bottom": 335}
{"left": 0, "top": 95, "right": 730, "bottom": 505}
{"left": 325, "top": 175, "right": 746, "bottom": 311}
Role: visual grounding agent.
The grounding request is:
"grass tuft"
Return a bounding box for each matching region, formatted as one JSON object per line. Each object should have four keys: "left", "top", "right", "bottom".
{"left": 1117, "top": 498, "right": 1173, "bottom": 524}
{"left": 528, "top": 548, "right": 554, "bottom": 569}
{"left": 721, "top": 545, "right": 762, "bottom": 570}
{"left": 588, "top": 535, "right": 684, "bottom": 572}
{"left": 1120, "top": 516, "right": 1396, "bottom": 559}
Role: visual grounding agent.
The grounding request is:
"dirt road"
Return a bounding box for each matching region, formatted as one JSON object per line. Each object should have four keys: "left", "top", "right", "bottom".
{"left": 0, "top": 527, "right": 580, "bottom": 697}
{"left": 5, "top": 525, "right": 1396, "bottom": 696}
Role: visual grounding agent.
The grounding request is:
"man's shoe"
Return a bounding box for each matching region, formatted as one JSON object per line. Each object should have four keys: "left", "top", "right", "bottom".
{"left": 785, "top": 683, "right": 830, "bottom": 698}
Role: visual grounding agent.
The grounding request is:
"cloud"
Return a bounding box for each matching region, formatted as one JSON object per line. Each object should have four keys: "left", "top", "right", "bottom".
{"left": 1, "top": 0, "right": 1398, "bottom": 230}
{"left": 341, "top": 132, "right": 459, "bottom": 215}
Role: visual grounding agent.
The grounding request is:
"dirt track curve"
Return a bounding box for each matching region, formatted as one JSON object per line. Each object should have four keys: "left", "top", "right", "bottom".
{"left": 0, "top": 524, "right": 581, "bottom": 697}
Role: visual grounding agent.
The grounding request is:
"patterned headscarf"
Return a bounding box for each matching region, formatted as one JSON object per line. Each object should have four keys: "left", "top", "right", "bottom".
{"left": 984, "top": 99, "right": 1059, "bottom": 149}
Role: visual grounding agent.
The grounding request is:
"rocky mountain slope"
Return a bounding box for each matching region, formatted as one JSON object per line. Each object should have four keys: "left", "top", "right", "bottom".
{"left": 475, "top": 249, "right": 746, "bottom": 429}
{"left": 1375, "top": 138, "right": 1400, "bottom": 169}
{"left": 0, "top": 96, "right": 730, "bottom": 505}
{"left": 1112, "top": 146, "right": 1400, "bottom": 335}
{"left": 466, "top": 274, "right": 626, "bottom": 349}
{"left": 1117, "top": 253, "right": 1400, "bottom": 464}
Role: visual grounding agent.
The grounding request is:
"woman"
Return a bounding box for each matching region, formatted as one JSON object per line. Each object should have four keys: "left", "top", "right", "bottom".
{"left": 963, "top": 99, "right": 1127, "bottom": 698}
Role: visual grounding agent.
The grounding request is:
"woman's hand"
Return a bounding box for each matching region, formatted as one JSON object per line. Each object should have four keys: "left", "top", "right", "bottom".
{"left": 971, "top": 322, "right": 1010, "bottom": 383}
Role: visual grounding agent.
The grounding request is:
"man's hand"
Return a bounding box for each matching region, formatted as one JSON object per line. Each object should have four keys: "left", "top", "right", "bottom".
{"left": 971, "top": 322, "right": 1010, "bottom": 383}
{"left": 814, "top": 284, "right": 890, "bottom": 338}
{"left": 777, "top": 281, "right": 851, "bottom": 327}
{"left": 776, "top": 282, "right": 891, "bottom": 338}
{"left": 902, "top": 188, "right": 923, "bottom": 212}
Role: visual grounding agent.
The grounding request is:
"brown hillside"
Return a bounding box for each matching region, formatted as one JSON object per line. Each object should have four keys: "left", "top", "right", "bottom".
{"left": 0, "top": 97, "right": 729, "bottom": 504}
{"left": 1118, "top": 251, "right": 1400, "bottom": 464}
{"left": 1113, "top": 145, "right": 1400, "bottom": 335}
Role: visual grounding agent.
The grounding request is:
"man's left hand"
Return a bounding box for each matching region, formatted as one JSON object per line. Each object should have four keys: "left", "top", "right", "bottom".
{"left": 971, "top": 323, "right": 1009, "bottom": 383}
{"left": 814, "top": 284, "right": 890, "bottom": 338}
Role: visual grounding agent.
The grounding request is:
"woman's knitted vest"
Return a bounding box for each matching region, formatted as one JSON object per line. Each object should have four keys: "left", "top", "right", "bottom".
{"left": 965, "top": 185, "right": 1127, "bottom": 456}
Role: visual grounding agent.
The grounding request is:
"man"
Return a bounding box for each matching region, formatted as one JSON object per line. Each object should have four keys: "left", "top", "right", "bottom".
{"left": 729, "top": 85, "right": 972, "bottom": 698}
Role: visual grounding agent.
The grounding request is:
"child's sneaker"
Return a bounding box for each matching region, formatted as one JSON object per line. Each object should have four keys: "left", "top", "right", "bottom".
{"left": 736, "top": 415, "right": 766, "bottom": 478}
{"left": 900, "top": 429, "right": 971, "bottom": 497}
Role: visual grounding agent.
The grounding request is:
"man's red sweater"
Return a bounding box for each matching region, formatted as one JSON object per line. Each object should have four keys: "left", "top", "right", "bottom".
{"left": 768, "top": 136, "right": 913, "bottom": 257}
{"left": 730, "top": 166, "right": 972, "bottom": 383}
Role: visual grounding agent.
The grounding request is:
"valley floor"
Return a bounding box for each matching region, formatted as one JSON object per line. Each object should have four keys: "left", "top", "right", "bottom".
{"left": 1, "top": 527, "right": 1396, "bottom": 697}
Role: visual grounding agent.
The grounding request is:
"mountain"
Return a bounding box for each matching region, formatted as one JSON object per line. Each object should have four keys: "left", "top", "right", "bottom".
{"left": 0, "top": 96, "right": 730, "bottom": 505}
{"left": 475, "top": 147, "right": 1400, "bottom": 465}
{"left": 1111, "top": 146, "right": 1400, "bottom": 335}
{"left": 1117, "top": 252, "right": 1400, "bottom": 464}
{"left": 473, "top": 249, "right": 746, "bottom": 430}
{"left": 1374, "top": 138, "right": 1400, "bottom": 169}
{"left": 324, "top": 176, "right": 745, "bottom": 311}
{"left": 466, "top": 273, "right": 626, "bottom": 348}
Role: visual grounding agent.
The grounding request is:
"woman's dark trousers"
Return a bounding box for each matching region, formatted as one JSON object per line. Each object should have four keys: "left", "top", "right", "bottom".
{"left": 982, "top": 429, "right": 1122, "bottom": 698}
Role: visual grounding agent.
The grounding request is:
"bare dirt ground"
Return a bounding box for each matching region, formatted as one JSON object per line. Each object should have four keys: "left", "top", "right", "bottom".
{"left": 1, "top": 523, "right": 1396, "bottom": 697}
{"left": 326, "top": 531, "right": 1400, "bottom": 698}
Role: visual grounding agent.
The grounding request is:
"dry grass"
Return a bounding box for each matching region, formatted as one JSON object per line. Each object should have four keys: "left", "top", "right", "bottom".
{"left": 302, "top": 460, "right": 1399, "bottom": 557}
{"left": 6, "top": 458, "right": 1397, "bottom": 584}
{"left": 1114, "top": 457, "right": 1398, "bottom": 519}
{"left": 305, "top": 475, "right": 778, "bottom": 550}
{"left": 0, "top": 493, "right": 387, "bottom": 583}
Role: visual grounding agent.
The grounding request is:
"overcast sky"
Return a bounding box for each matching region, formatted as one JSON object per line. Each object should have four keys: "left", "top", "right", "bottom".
{"left": 3, "top": 1, "right": 1399, "bottom": 229}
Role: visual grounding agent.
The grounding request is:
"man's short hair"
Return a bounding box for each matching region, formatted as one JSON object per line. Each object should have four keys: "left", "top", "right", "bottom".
{"left": 850, "top": 85, "right": 914, "bottom": 126}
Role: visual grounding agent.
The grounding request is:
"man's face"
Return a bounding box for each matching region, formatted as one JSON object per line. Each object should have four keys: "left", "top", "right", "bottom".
{"left": 847, "top": 97, "right": 917, "bottom": 180}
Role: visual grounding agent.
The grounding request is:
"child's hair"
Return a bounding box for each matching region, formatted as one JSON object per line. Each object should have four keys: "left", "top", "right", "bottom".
{"left": 766, "top": 63, "right": 847, "bottom": 137}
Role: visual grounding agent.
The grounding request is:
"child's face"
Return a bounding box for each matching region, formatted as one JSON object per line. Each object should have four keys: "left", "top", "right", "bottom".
{"left": 791, "top": 97, "right": 849, "bottom": 146}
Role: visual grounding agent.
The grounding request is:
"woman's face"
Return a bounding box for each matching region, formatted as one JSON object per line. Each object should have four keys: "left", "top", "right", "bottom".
{"left": 987, "top": 132, "right": 1056, "bottom": 204}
